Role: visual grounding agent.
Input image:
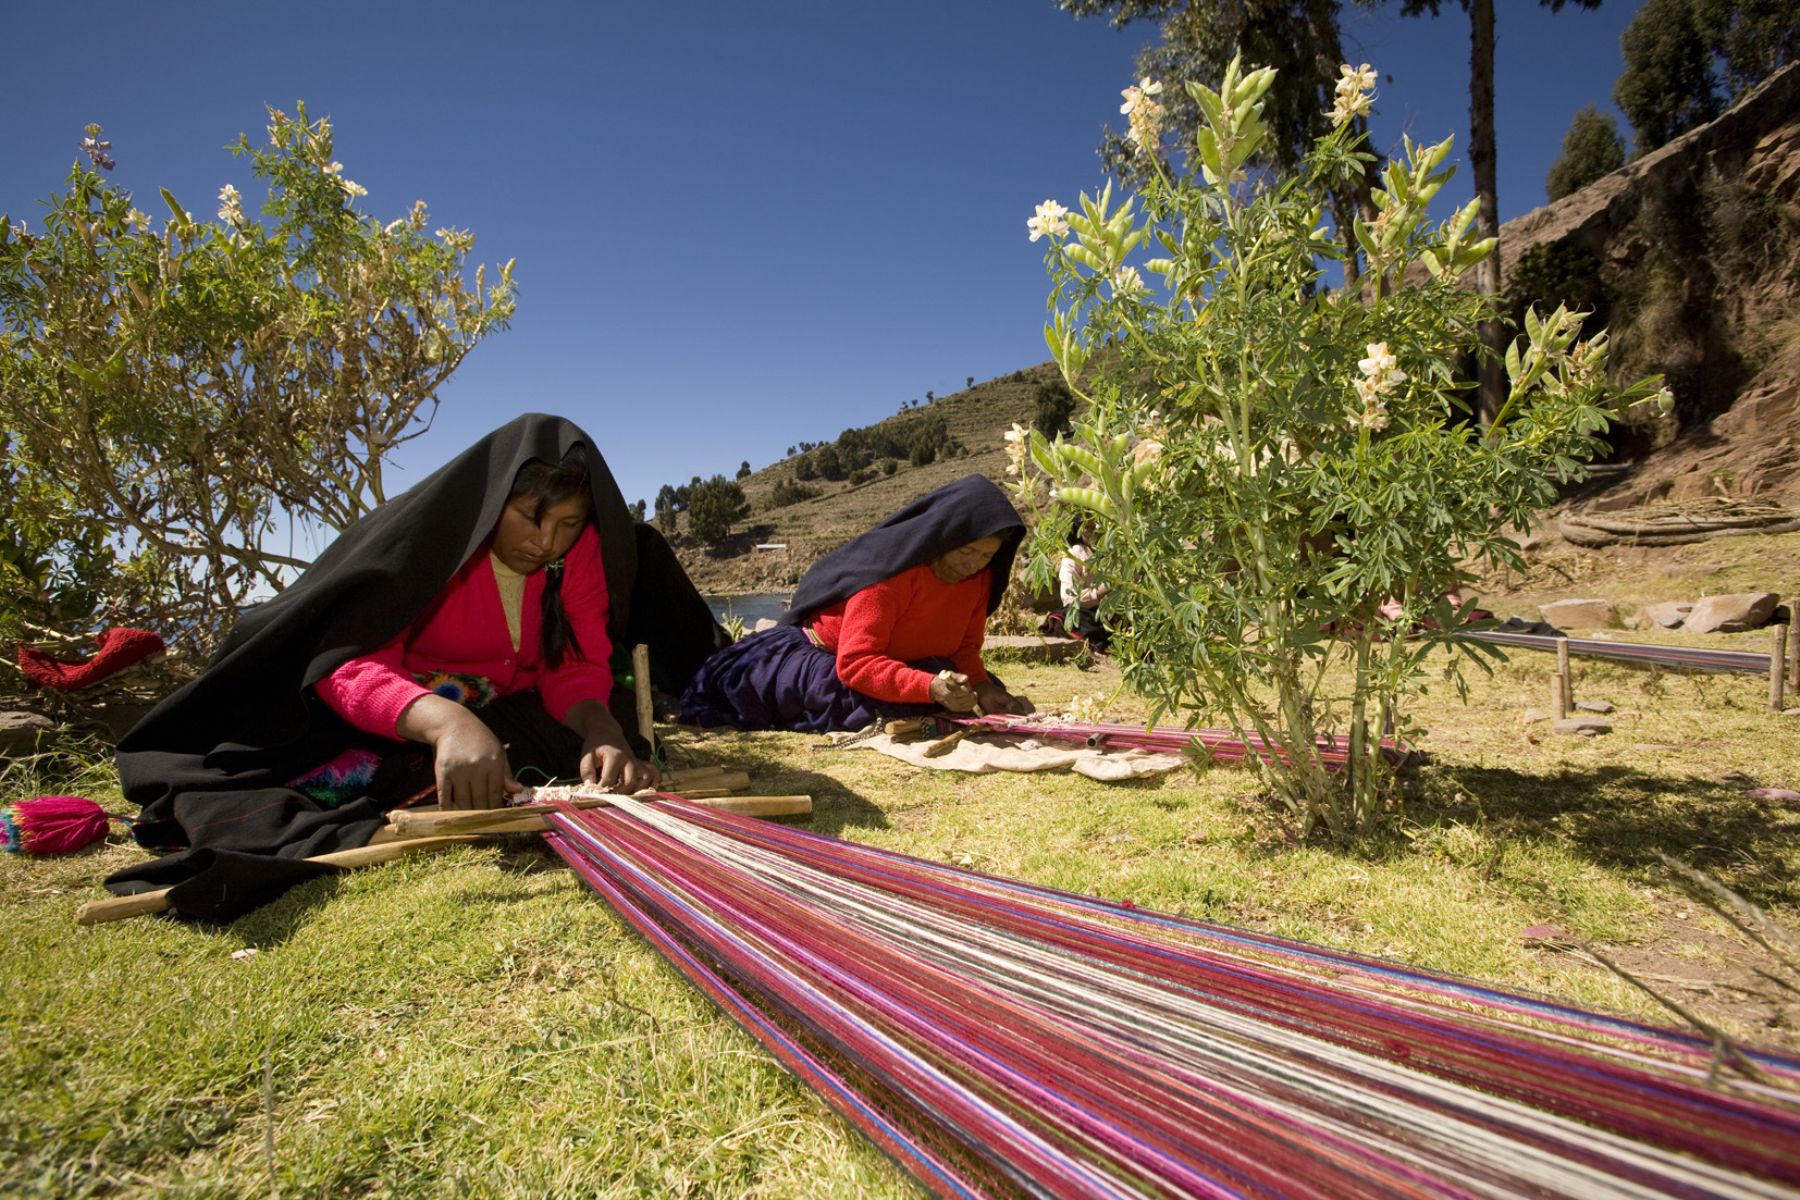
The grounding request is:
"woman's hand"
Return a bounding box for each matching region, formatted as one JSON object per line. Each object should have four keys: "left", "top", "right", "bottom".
{"left": 974, "top": 680, "right": 1034, "bottom": 717}
{"left": 581, "top": 740, "right": 660, "bottom": 794}
{"left": 566, "top": 699, "right": 660, "bottom": 793}
{"left": 930, "top": 670, "right": 979, "bottom": 713}
{"left": 431, "top": 712, "right": 521, "bottom": 810}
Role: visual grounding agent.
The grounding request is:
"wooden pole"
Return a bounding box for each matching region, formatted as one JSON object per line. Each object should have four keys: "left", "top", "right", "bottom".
{"left": 1556, "top": 637, "right": 1572, "bottom": 708}
{"left": 1771, "top": 625, "right": 1789, "bottom": 713}
{"left": 632, "top": 643, "right": 655, "bottom": 757}
{"left": 75, "top": 835, "right": 482, "bottom": 926}
{"left": 384, "top": 794, "right": 813, "bottom": 838}
{"left": 1788, "top": 598, "right": 1799, "bottom": 690}
{"left": 1550, "top": 673, "right": 1569, "bottom": 721}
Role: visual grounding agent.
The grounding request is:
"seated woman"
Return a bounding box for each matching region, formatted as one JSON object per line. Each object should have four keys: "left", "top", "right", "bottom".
{"left": 1055, "top": 530, "right": 1111, "bottom": 650}
{"left": 107, "top": 414, "right": 725, "bottom": 920}
{"left": 680, "top": 474, "right": 1033, "bottom": 732}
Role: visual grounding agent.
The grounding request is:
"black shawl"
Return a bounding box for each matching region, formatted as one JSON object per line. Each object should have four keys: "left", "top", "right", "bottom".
{"left": 782, "top": 474, "right": 1025, "bottom": 625}
{"left": 108, "top": 413, "right": 724, "bottom": 918}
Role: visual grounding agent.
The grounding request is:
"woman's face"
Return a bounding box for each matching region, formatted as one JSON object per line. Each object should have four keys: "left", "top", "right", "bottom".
{"left": 931, "top": 535, "right": 1005, "bottom": 584}
{"left": 492, "top": 493, "right": 589, "bottom": 574}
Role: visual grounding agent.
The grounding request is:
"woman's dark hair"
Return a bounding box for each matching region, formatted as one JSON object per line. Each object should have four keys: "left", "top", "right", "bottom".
{"left": 510, "top": 454, "right": 591, "bottom": 669}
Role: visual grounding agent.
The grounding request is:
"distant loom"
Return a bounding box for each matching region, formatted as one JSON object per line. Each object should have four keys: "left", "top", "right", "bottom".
{"left": 545, "top": 795, "right": 1800, "bottom": 1199}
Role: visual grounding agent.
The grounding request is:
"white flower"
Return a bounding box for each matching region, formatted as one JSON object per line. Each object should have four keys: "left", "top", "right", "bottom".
{"left": 1027, "top": 199, "right": 1070, "bottom": 243}
{"left": 1120, "top": 78, "right": 1165, "bottom": 151}
{"left": 126, "top": 208, "right": 151, "bottom": 232}
{"left": 409, "top": 199, "right": 429, "bottom": 229}
{"left": 1358, "top": 342, "right": 1397, "bottom": 378}
{"left": 1003, "top": 422, "right": 1029, "bottom": 476}
{"left": 340, "top": 178, "right": 367, "bottom": 198}
{"left": 1329, "top": 62, "right": 1377, "bottom": 126}
{"left": 1349, "top": 401, "right": 1390, "bottom": 432}
{"left": 216, "top": 184, "right": 243, "bottom": 225}
{"left": 1353, "top": 375, "right": 1385, "bottom": 405}
{"left": 1110, "top": 265, "right": 1145, "bottom": 296}
{"left": 322, "top": 161, "right": 344, "bottom": 177}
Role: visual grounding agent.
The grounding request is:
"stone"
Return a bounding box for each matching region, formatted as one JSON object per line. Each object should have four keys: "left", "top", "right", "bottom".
{"left": 1575, "top": 699, "right": 1615, "bottom": 714}
{"left": 1521, "top": 708, "right": 1551, "bottom": 724}
{"left": 1682, "top": 592, "right": 1782, "bottom": 633}
{"left": 752, "top": 617, "right": 778, "bottom": 633}
{"left": 1631, "top": 601, "right": 1693, "bottom": 630}
{"left": 1553, "top": 717, "right": 1613, "bottom": 736}
{"left": 1538, "top": 598, "right": 1618, "bottom": 630}
{"left": 0, "top": 711, "right": 56, "bottom": 756}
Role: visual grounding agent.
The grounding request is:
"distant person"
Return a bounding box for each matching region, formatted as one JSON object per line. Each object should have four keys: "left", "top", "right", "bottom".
{"left": 680, "top": 475, "right": 1034, "bottom": 732}
{"left": 1055, "top": 531, "right": 1110, "bottom": 650}
{"left": 107, "top": 414, "right": 726, "bottom": 920}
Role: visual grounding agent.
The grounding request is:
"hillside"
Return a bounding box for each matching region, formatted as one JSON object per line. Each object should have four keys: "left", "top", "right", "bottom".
{"left": 669, "top": 364, "right": 1052, "bottom": 593}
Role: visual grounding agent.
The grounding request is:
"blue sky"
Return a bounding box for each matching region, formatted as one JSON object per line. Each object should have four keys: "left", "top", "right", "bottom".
{"left": 4, "top": 0, "right": 1645, "bottom": 528}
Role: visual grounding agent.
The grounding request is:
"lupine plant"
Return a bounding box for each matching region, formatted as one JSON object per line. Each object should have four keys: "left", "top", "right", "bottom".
{"left": 1013, "top": 59, "right": 1667, "bottom": 836}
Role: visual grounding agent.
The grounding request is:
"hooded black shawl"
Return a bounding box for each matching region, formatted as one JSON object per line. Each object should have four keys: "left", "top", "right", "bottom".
{"left": 108, "top": 413, "right": 725, "bottom": 919}
{"left": 781, "top": 474, "right": 1025, "bottom": 625}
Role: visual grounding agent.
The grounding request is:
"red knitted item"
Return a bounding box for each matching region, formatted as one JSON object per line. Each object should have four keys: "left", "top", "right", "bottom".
{"left": 16, "top": 627, "right": 165, "bottom": 692}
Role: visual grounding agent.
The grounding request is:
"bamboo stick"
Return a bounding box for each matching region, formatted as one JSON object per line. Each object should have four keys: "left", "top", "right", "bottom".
{"left": 1556, "top": 637, "right": 1572, "bottom": 707}
{"left": 384, "top": 794, "right": 813, "bottom": 838}
{"left": 75, "top": 836, "right": 482, "bottom": 926}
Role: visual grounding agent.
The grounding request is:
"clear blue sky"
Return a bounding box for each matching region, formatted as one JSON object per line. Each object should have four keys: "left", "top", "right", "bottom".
{"left": 4, "top": 0, "right": 1644, "bottom": 524}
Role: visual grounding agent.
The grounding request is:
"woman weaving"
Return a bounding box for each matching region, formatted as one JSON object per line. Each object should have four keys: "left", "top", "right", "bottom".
{"left": 107, "top": 414, "right": 725, "bottom": 920}
{"left": 681, "top": 474, "right": 1034, "bottom": 732}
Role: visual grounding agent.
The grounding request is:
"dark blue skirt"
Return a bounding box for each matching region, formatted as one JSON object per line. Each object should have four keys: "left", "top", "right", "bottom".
{"left": 678, "top": 624, "right": 948, "bottom": 733}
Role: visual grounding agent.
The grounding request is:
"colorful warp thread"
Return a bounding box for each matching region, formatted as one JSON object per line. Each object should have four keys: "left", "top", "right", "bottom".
{"left": 1463, "top": 630, "right": 1775, "bottom": 676}
{"left": 937, "top": 714, "right": 1407, "bottom": 771}
{"left": 545, "top": 795, "right": 1800, "bottom": 1199}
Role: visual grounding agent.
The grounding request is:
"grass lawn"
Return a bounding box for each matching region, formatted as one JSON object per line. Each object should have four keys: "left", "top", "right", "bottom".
{"left": 4, "top": 626, "right": 1798, "bottom": 1195}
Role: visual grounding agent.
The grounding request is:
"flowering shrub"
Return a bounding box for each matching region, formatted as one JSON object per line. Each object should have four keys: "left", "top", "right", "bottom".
{"left": 1015, "top": 59, "right": 1666, "bottom": 835}
{"left": 0, "top": 106, "right": 514, "bottom": 652}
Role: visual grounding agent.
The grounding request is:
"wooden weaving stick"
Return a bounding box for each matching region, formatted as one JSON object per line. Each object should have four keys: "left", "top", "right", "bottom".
{"left": 74, "top": 835, "right": 482, "bottom": 926}
{"left": 384, "top": 793, "right": 813, "bottom": 838}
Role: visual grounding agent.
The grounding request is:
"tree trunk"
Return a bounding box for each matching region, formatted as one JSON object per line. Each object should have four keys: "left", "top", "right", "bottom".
{"left": 1468, "top": 0, "right": 1505, "bottom": 425}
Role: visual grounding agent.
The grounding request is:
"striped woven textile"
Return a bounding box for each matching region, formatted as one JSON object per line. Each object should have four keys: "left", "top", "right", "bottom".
{"left": 934, "top": 715, "right": 1407, "bottom": 770}
{"left": 543, "top": 795, "right": 1800, "bottom": 1199}
{"left": 1462, "top": 631, "right": 1775, "bottom": 676}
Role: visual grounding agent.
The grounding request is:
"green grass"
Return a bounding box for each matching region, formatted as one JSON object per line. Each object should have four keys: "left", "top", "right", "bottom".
{"left": 4, "top": 640, "right": 1798, "bottom": 1195}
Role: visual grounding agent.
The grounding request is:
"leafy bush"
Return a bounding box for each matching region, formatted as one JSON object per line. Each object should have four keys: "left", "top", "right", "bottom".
{"left": 1034, "top": 380, "right": 1078, "bottom": 437}
{"left": 768, "top": 478, "right": 820, "bottom": 508}
{"left": 1016, "top": 58, "right": 1665, "bottom": 835}
{"left": 0, "top": 107, "right": 513, "bottom": 652}
{"left": 685, "top": 475, "right": 749, "bottom": 543}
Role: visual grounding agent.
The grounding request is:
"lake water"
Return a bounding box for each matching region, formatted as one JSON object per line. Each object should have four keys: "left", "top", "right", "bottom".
{"left": 706, "top": 592, "right": 792, "bottom": 626}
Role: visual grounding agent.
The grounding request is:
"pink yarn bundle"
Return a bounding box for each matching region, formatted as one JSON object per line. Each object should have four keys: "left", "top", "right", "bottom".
{"left": 0, "top": 795, "right": 114, "bottom": 855}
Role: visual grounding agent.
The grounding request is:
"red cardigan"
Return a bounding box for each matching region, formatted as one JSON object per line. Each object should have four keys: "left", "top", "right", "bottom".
{"left": 809, "top": 563, "right": 992, "bottom": 703}
{"left": 316, "top": 525, "right": 613, "bottom": 738}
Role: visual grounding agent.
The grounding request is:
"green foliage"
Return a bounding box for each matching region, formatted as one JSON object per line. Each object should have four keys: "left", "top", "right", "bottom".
{"left": 0, "top": 107, "right": 513, "bottom": 652}
{"left": 736, "top": 460, "right": 752, "bottom": 480}
{"left": 1615, "top": 0, "right": 1725, "bottom": 149}
{"left": 1545, "top": 106, "right": 1626, "bottom": 201}
{"left": 1033, "top": 380, "right": 1079, "bottom": 437}
{"left": 1018, "top": 58, "right": 1664, "bottom": 836}
{"left": 768, "top": 477, "right": 820, "bottom": 508}
{"left": 1506, "top": 243, "right": 1613, "bottom": 341}
{"left": 685, "top": 475, "right": 749, "bottom": 543}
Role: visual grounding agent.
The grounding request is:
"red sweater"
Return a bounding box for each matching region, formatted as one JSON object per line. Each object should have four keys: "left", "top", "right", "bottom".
{"left": 316, "top": 525, "right": 613, "bottom": 737}
{"left": 809, "top": 563, "right": 992, "bottom": 703}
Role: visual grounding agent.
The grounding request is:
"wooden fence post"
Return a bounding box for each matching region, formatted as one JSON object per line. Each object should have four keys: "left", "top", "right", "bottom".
{"left": 1556, "top": 637, "right": 1572, "bottom": 709}
{"left": 1772, "top": 625, "right": 1789, "bottom": 713}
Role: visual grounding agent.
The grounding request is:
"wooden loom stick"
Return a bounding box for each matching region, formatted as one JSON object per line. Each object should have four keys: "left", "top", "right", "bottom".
{"left": 632, "top": 643, "right": 655, "bottom": 758}
{"left": 384, "top": 793, "right": 814, "bottom": 838}
{"left": 74, "top": 836, "right": 482, "bottom": 926}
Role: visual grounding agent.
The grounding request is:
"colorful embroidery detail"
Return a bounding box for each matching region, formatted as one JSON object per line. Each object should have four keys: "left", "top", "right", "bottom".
{"left": 288, "top": 746, "right": 382, "bottom": 808}
{"left": 416, "top": 671, "right": 495, "bottom": 709}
